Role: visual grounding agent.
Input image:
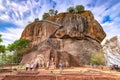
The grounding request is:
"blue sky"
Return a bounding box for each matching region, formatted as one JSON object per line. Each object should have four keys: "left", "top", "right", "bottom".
{"left": 0, "top": 0, "right": 120, "bottom": 45}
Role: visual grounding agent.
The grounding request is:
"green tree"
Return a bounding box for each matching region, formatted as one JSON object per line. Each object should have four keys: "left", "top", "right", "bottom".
{"left": 55, "top": 10, "right": 58, "bottom": 15}
{"left": 90, "top": 50, "right": 106, "bottom": 65}
{"left": 34, "top": 18, "right": 39, "bottom": 22}
{"left": 7, "top": 39, "right": 29, "bottom": 51}
{"left": 0, "top": 34, "right": 6, "bottom": 53}
{"left": 42, "top": 13, "right": 50, "bottom": 19}
{"left": 7, "top": 39, "right": 29, "bottom": 63}
{"left": 0, "top": 34, "right": 2, "bottom": 43}
{"left": 67, "top": 7, "right": 75, "bottom": 13}
{"left": 49, "top": 9, "right": 55, "bottom": 16}
{"left": 0, "top": 34, "right": 6, "bottom": 64}
{"left": 0, "top": 45, "right": 6, "bottom": 53}
{"left": 75, "top": 5, "right": 85, "bottom": 12}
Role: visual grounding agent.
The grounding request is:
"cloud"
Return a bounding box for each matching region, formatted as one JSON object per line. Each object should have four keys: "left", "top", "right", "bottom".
{"left": 0, "top": 27, "right": 24, "bottom": 46}
{"left": 0, "top": 0, "right": 120, "bottom": 46}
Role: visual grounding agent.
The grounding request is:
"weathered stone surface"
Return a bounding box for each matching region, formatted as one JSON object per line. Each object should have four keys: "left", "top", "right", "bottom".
{"left": 20, "top": 10, "right": 106, "bottom": 67}
{"left": 21, "top": 39, "right": 80, "bottom": 67}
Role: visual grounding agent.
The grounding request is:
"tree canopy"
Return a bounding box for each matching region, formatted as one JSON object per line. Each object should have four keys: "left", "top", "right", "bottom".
{"left": 67, "top": 5, "right": 85, "bottom": 13}
{"left": 7, "top": 39, "right": 29, "bottom": 52}
{"left": 42, "top": 13, "right": 50, "bottom": 20}
{"left": 7, "top": 39, "right": 29, "bottom": 63}
{"left": 42, "top": 9, "right": 58, "bottom": 20}
{"left": 34, "top": 18, "right": 39, "bottom": 22}
{"left": 49, "top": 9, "right": 54, "bottom": 16}
{"left": 0, "top": 34, "right": 6, "bottom": 53}
{"left": 67, "top": 7, "right": 75, "bottom": 13}
{"left": 75, "top": 5, "right": 85, "bottom": 12}
{"left": 0, "top": 34, "right": 2, "bottom": 43}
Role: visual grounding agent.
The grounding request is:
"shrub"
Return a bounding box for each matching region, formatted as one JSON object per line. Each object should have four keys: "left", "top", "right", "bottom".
{"left": 42, "top": 13, "right": 50, "bottom": 19}
{"left": 90, "top": 50, "right": 106, "bottom": 65}
{"left": 34, "top": 18, "right": 39, "bottom": 22}
{"left": 67, "top": 7, "right": 75, "bottom": 13}
{"left": 49, "top": 9, "right": 55, "bottom": 16}
{"left": 75, "top": 5, "right": 85, "bottom": 12}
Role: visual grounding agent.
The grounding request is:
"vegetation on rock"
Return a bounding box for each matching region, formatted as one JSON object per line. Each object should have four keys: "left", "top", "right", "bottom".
{"left": 34, "top": 18, "right": 39, "bottom": 22}
{"left": 67, "top": 5, "right": 85, "bottom": 13}
{"left": 42, "top": 13, "right": 50, "bottom": 19}
{"left": 75, "top": 5, "right": 85, "bottom": 12}
{"left": 67, "top": 7, "right": 75, "bottom": 13}
{"left": 42, "top": 9, "right": 58, "bottom": 19}
{"left": 91, "top": 50, "right": 106, "bottom": 65}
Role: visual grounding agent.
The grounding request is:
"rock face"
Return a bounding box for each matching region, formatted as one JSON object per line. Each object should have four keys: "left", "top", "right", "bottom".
{"left": 103, "top": 36, "right": 120, "bottom": 66}
{"left": 20, "top": 10, "right": 106, "bottom": 68}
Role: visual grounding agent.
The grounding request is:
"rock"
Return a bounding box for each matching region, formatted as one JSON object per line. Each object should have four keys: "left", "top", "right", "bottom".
{"left": 20, "top": 10, "right": 106, "bottom": 67}
{"left": 103, "top": 36, "right": 120, "bottom": 66}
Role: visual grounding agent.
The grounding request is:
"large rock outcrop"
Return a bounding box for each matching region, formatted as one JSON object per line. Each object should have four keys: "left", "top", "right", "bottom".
{"left": 20, "top": 10, "right": 106, "bottom": 67}
{"left": 103, "top": 36, "right": 120, "bottom": 66}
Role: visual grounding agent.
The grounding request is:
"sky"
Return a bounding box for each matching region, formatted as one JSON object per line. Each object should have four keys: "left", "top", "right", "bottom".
{"left": 0, "top": 0, "right": 120, "bottom": 46}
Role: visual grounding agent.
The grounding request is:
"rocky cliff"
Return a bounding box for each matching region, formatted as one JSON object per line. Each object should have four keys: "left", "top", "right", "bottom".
{"left": 20, "top": 10, "right": 106, "bottom": 67}
{"left": 103, "top": 36, "right": 120, "bottom": 66}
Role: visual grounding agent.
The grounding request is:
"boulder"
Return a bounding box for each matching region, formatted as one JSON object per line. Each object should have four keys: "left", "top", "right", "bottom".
{"left": 20, "top": 10, "right": 106, "bottom": 67}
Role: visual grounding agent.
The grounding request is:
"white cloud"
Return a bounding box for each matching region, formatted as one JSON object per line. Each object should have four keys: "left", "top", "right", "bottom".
{"left": 0, "top": 0, "right": 120, "bottom": 46}
{"left": 0, "top": 15, "right": 10, "bottom": 20}
{"left": 0, "top": 27, "right": 24, "bottom": 46}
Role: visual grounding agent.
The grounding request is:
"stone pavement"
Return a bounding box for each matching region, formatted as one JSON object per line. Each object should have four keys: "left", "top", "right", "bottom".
{"left": 1, "top": 71, "right": 120, "bottom": 80}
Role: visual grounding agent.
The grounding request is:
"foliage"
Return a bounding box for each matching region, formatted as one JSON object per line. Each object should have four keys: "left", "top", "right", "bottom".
{"left": 7, "top": 39, "right": 29, "bottom": 52}
{"left": 42, "top": 13, "right": 50, "bottom": 19}
{"left": 67, "top": 7, "right": 75, "bottom": 13}
{"left": 0, "top": 45, "right": 6, "bottom": 53}
{"left": 0, "top": 53, "right": 13, "bottom": 64}
{"left": 7, "top": 39, "right": 29, "bottom": 63}
{"left": 0, "top": 34, "right": 6, "bottom": 64}
{"left": 49, "top": 9, "right": 58, "bottom": 16}
{"left": 90, "top": 50, "right": 106, "bottom": 65}
{"left": 49, "top": 9, "right": 55, "bottom": 16}
{"left": 0, "top": 34, "right": 2, "bottom": 43}
{"left": 12, "top": 48, "right": 26, "bottom": 63}
{"left": 75, "top": 5, "right": 85, "bottom": 12}
{"left": 42, "top": 9, "right": 58, "bottom": 19}
{"left": 34, "top": 18, "right": 39, "bottom": 22}
{"left": 0, "top": 34, "right": 6, "bottom": 53}
{"left": 67, "top": 5, "right": 85, "bottom": 13}
{"left": 55, "top": 10, "right": 58, "bottom": 15}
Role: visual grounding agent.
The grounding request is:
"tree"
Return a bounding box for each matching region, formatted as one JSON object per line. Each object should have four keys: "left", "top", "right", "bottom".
{"left": 34, "top": 18, "right": 39, "bottom": 22}
{"left": 90, "top": 50, "right": 106, "bottom": 65}
{"left": 0, "top": 34, "right": 2, "bottom": 43}
{"left": 49, "top": 9, "right": 55, "bottom": 16}
{"left": 42, "top": 13, "right": 50, "bottom": 19}
{"left": 55, "top": 10, "right": 58, "bottom": 15}
{"left": 67, "top": 7, "right": 75, "bottom": 13}
{"left": 0, "top": 34, "right": 6, "bottom": 53}
{"left": 7, "top": 39, "right": 29, "bottom": 51}
{"left": 0, "top": 34, "right": 6, "bottom": 64}
{"left": 7, "top": 39, "right": 29, "bottom": 63}
{"left": 0, "top": 45, "right": 6, "bottom": 53}
{"left": 75, "top": 5, "right": 85, "bottom": 12}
